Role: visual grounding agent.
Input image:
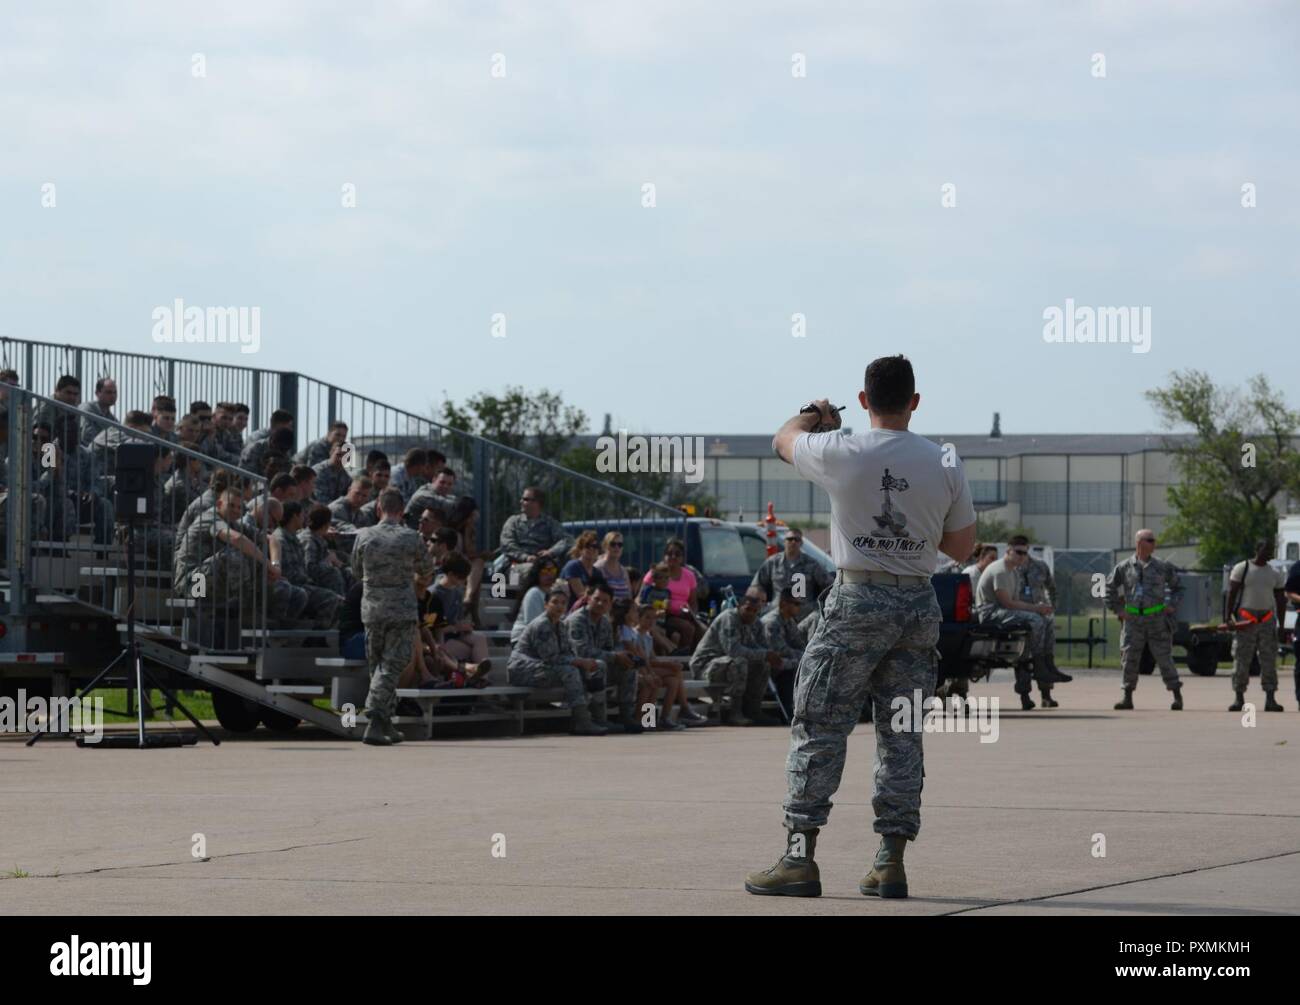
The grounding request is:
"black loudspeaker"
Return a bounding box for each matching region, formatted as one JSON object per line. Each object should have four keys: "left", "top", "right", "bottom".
{"left": 114, "top": 443, "right": 157, "bottom": 521}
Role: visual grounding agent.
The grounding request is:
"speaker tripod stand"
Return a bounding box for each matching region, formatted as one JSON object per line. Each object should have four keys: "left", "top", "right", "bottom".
{"left": 27, "top": 518, "right": 217, "bottom": 748}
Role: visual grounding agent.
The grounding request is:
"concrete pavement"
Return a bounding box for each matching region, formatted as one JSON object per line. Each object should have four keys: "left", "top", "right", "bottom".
{"left": 1, "top": 669, "right": 1297, "bottom": 915}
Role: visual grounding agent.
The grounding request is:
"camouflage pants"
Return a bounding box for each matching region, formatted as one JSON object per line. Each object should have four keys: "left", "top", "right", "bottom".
{"left": 1231, "top": 618, "right": 1278, "bottom": 692}
{"left": 363, "top": 619, "right": 415, "bottom": 719}
{"left": 784, "top": 581, "right": 939, "bottom": 839}
{"left": 269, "top": 578, "right": 309, "bottom": 621}
{"left": 981, "top": 607, "right": 1050, "bottom": 662}
{"left": 979, "top": 609, "right": 1053, "bottom": 695}
{"left": 301, "top": 584, "right": 341, "bottom": 625}
{"left": 508, "top": 661, "right": 589, "bottom": 709}
{"left": 596, "top": 656, "right": 638, "bottom": 709}
{"left": 696, "top": 656, "right": 768, "bottom": 704}
{"left": 1120, "top": 616, "right": 1179, "bottom": 690}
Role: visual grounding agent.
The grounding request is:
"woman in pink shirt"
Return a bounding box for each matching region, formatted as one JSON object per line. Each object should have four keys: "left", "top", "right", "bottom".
{"left": 641, "top": 538, "right": 701, "bottom": 653}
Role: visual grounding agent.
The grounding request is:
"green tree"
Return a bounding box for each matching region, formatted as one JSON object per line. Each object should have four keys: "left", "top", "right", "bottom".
{"left": 974, "top": 513, "right": 1037, "bottom": 544}
{"left": 439, "top": 387, "right": 588, "bottom": 539}
{"left": 1146, "top": 371, "right": 1300, "bottom": 568}
{"left": 440, "top": 387, "right": 586, "bottom": 460}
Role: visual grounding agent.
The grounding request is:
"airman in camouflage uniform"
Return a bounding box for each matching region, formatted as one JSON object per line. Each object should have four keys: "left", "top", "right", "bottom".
{"left": 296, "top": 423, "right": 348, "bottom": 468}
{"left": 329, "top": 495, "right": 375, "bottom": 530}
{"left": 1224, "top": 542, "right": 1285, "bottom": 712}
{"left": 312, "top": 448, "right": 353, "bottom": 505}
{"left": 752, "top": 530, "right": 831, "bottom": 620}
{"left": 564, "top": 582, "right": 642, "bottom": 732}
{"left": 1016, "top": 546, "right": 1070, "bottom": 684}
{"left": 352, "top": 489, "right": 434, "bottom": 745}
{"left": 508, "top": 588, "right": 607, "bottom": 734}
{"left": 1105, "top": 529, "right": 1183, "bottom": 710}
{"left": 237, "top": 498, "right": 308, "bottom": 621}
{"left": 745, "top": 386, "right": 977, "bottom": 901}
{"left": 300, "top": 526, "right": 348, "bottom": 596}
{"left": 404, "top": 484, "right": 457, "bottom": 529}
{"left": 690, "top": 587, "right": 781, "bottom": 726}
{"left": 273, "top": 523, "right": 340, "bottom": 625}
{"left": 498, "top": 488, "right": 572, "bottom": 575}
{"left": 172, "top": 488, "right": 279, "bottom": 615}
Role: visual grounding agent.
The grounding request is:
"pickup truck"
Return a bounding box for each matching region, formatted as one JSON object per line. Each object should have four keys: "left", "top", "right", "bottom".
{"left": 561, "top": 516, "right": 1026, "bottom": 688}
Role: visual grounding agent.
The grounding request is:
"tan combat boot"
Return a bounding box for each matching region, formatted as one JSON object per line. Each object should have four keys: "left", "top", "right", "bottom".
{"left": 744, "top": 829, "right": 821, "bottom": 897}
{"left": 860, "top": 834, "right": 909, "bottom": 898}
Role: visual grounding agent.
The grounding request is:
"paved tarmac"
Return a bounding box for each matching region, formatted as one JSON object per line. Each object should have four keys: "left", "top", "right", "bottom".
{"left": 2, "top": 670, "right": 1297, "bottom": 915}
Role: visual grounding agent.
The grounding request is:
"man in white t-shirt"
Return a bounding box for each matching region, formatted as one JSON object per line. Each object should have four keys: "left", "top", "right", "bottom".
{"left": 963, "top": 544, "right": 997, "bottom": 603}
{"left": 1224, "top": 539, "right": 1286, "bottom": 712}
{"left": 745, "top": 355, "right": 976, "bottom": 902}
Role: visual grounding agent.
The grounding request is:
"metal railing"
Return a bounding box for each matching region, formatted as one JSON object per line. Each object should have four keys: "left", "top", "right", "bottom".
{"left": 0, "top": 338, "right": 686, "bottom": 551}
{"left": 2, "top": 385, "right": 273, "bottom": 654}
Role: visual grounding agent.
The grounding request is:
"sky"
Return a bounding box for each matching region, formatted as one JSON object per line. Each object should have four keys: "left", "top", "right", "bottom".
{"left": 2, "top": 0, "right": 1297, "bottom": 439}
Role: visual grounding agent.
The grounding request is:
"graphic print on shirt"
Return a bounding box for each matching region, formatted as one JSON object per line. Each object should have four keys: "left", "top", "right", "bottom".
{"left": 853, "top": 468, "right": 927, "bottom": 558}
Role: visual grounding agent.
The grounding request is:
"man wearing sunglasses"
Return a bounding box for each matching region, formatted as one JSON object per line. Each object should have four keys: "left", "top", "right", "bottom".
{"left": 497, "top": 486, "right": 573, "bottom": 581}
{"left": 1011, "top": 534, "right": 1071, "bottom": 685}
{"left": 1105, "top": 529, "right": 1184, "bottom": 710}
{"left": 751, "top": 528, "right": 832, "bottom": 622}
{"left": 747, "top": 354, "right": 976, "bottom": 901}
{"left": 974, "top": 543, "right": 1056, "bottom": 709}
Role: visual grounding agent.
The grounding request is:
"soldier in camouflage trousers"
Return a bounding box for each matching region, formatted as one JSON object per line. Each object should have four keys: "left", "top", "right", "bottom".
{"left": 784, "top": 576, "right": 939, "bottom": 840}
{"left": 689, "top": 586, "right": 782, "bottom": 726}
{"left": 1224, "top": 541, "right": 1286, "bottom": 713}
{"left": 1105, "top": 529, "right": 1183, "bottom": 710}
{"left": 1013, "top": 538, "right": 1070, "bottom": 684}
{"left": 173, "top": 487, "right": 290, "bottom": 638}
{"left": 565, "top": 581, "right": 644, "bottom": 733}
{"left": 352, "top": 488, "right": 435, "bottom": 745}
{"left": 509, "top": 587, "right": 607, "bottom": 735}
{"left": 300, "top": 504, "right": 349, "bottom": 596}
{"left": 273, "top": 501, "right": 341, "bottom": 626}
{"left": 238, "top": 496, "right": 309, "bottom": 622}
{"left": 496, "top": 487, "right": 572, "bottom": 582}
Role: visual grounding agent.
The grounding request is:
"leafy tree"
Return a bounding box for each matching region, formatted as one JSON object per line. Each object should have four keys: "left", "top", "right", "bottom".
{"left": 439, "top": 387, "right": 588, "bottom": 539}
{"left": 440, "top": 387, "right": 586, "bottom": 461}
{"left": 974, "top": 513, "right": 1037, "bottom": 544}
{"left": 438, "top": 389, "right": 715, "bottom": 535}
{"left": 1146, "top": 371, "right": 1300, "bottom": 568}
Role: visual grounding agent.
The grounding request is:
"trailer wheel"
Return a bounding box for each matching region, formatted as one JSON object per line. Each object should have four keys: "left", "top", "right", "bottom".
{"left": 211, "top": 689, "right": 261, "bottom": 733}
{"left": 258, "top": 707, "right": 301, "bottom": 732}
{"left": 1186, "top": 644, "right": 1218, "bottom": 677}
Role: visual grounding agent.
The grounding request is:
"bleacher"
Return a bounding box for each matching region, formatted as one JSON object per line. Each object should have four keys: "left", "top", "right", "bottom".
{"left": 0, "top": 337, "right": 695, "bottom": 740}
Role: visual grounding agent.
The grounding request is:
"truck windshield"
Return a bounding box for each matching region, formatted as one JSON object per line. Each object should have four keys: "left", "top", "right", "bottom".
{"left": 699, "top": 526, "right": 752, "bottom": 578}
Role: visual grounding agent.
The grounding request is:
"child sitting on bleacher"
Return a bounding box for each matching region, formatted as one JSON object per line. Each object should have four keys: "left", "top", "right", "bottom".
{"left": 619, "top": 602, "right": 692, "bottom": 730}
{"left": 636, "top": 564, "right": 683, "bottom": 656}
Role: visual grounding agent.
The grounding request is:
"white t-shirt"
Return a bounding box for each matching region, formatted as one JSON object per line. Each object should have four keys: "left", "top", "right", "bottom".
{"left": 1229, "top": 561, "right": 1284, "bottom": 611}
{"left": 792, "top": 428, "right": 975, "bottom": 576}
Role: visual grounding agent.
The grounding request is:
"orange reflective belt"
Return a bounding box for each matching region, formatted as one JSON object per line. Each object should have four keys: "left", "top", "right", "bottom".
{"left": 1238, "top": 609, "right": 1274, "bottom": 624}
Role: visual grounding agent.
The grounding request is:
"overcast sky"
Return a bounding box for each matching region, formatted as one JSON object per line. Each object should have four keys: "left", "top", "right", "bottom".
{"left": 2, "top": 1, "right": 1296, "bottom": 438}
